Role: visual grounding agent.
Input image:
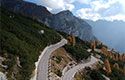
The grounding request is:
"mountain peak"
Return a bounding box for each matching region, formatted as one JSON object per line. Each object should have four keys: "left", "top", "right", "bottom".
{"left": 1, "top": 0, "right": 96, "bottom": 41}
{"left": 56, "top": 10, "right": 73, "bottom": 16}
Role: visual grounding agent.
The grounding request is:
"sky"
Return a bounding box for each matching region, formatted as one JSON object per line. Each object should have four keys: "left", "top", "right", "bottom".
{"left": 25, "top": 0, "right": 125, "bottom": 21}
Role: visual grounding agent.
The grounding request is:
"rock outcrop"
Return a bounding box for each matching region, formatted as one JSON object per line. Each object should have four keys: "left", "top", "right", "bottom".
{"left": 1, "top": 0, "right": 96, "bottom": 41}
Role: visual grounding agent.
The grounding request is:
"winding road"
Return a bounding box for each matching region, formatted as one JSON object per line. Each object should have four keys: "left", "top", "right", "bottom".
{"left": 31, "top": 38, "right": 98, "bottom": 80}
{"left": 62, "top": 56, "right": 99, "bottom": 80}
{"left": 36, "top": 39, "right": 67, "bottom": 80}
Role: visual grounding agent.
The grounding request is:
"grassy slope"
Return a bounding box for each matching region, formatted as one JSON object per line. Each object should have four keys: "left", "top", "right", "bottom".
{"left": 0, "top": 7, "right": 61, "bottom": 80}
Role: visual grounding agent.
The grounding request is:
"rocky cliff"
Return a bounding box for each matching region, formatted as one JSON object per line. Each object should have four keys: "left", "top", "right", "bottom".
{"left": 1, "top": 0, "right": 96, "bottom": 41}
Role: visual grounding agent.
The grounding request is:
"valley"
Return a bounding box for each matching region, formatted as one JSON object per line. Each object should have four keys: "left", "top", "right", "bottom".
{"left": 0, "top": 0, "right": 125, "bottom": 80}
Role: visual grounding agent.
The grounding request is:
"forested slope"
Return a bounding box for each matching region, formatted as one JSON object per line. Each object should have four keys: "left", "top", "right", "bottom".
{"left": 0, "top": 7, "right": 61, "bottom": 80}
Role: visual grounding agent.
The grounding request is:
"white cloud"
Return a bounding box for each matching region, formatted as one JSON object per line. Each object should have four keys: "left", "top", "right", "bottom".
{"left": 77, "top": 0, "right": 92, "bottom": 4}
{"left": 65, "top": 4, "right": 75, "bottom": 11}
{"left": 25, "top": 0, "right": 75, "bottom": 13}
{"left": 118, "top": 0, "right": 125, "bottom": 13}
{"left": 104, "top": 14, "right": 125, "bottom": 21}
{"left": 46, "top": 7, "right": 52, "bottom": 11}
{"left": 76, "top": 8, "right": 101, "bottom": 21}
{"left": 41, "top": 0, "right": 65, "bottom": 10}
{"left": 76, "top": 0, "right": 125, "bottom": 21}
{"left": 64, "top": 0, "right": 76, "bottom": 3}
{"left": 25, "top": 0, "right": 125, "bottom": 21}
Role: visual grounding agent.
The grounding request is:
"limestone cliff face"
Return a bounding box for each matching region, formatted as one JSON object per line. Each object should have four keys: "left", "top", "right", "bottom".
{"left": 49, "top": 10, "right": 96, "bottom": 41}
{"left": 1, "top": 0, "right": 96, "bottom": 41}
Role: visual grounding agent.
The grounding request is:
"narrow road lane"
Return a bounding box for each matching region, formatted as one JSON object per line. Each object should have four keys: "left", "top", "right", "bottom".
{"left": 37, "top": 39, "right": 67, "bottom": 80}
{"left": 62, "top": 56, "right": 99, "bottom": 80}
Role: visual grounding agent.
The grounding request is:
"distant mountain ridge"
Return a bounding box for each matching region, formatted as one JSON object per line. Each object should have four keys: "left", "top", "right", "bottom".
{"left": 1, "top": 0, "right": 96, "bottom": 41}
{"left": 85, "top": 19, "right": 125, "bottom": 53}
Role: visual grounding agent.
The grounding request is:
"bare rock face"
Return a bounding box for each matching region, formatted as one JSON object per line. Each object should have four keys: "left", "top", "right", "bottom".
{"left": 1, "top": 0, "right": 52, "bottom": 23}
{"left": 49, "top": 10, "right": 96, "bottom": 41}
{"left": 1, "top": 0, "right": 96, "bottom": 41}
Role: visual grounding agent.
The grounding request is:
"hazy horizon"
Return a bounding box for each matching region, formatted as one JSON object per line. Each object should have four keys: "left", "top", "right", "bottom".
{"left": 86, "top": 20, "right": 125, "bottom": 53}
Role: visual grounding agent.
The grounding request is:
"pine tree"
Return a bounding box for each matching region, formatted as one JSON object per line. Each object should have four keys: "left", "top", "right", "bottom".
{"left": 104, "top": 59, "right": 112, "bottom": 73}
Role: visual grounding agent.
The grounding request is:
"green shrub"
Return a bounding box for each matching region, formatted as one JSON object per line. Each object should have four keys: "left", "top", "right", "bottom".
{"left": 0, "top": 7, "right": 61, "bottom": 80}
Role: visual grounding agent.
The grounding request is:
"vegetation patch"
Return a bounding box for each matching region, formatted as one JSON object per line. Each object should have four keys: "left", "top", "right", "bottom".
{"left": 0, "top": 7, "right": 61, "bottom": 80}
{"left": 64, "top": 43, "right": 91, "bottom": 62}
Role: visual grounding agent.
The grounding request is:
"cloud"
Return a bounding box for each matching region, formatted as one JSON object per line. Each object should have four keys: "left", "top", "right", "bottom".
{"left": 76, "top": 0, "right": 125, "bottom": 21}
{"left": 76, "top": 8, "right": 101, "bottom": 21}
{"left": 65, "top": 4, "right": 75, "bottom": 11}
{"left": 25, "top": 0, "right": 75, "bottom": 13}
{"left": 25, "top": 0, "right": 125, "bottom": 21}
{"left": 104, "top": 14, "right": 125, "bottom": 21}
{"left": 77, "top": 0, "right": 92, "bottom": 4}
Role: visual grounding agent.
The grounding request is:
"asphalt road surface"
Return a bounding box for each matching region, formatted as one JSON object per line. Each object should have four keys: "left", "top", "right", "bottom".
{"left": 62, "top": 56, "right": 98, "bottom": 80}
{"left": 37, "top": 39, "right": 67, "bottom": 80}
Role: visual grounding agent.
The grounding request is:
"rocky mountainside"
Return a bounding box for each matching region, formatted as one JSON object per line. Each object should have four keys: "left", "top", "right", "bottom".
{"left": 1, "top": 0, "right": 52, "bottom": 22}
{"left": 0, "top": 7, "right": 61, "bottom": 80}
{"left": 1, "top": 0, "right": 96, "bottom": 41}
{"left": 49, "top": 10, "right": 96, "bottom": 41}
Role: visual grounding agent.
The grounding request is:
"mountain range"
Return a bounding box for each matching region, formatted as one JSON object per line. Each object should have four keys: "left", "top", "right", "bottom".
{"left": 86, "top": 19, "right": 125, "bottom": 53}
{"left": 1, "top": 0, "right": 125, "bottom": 80}
{"left": 1, "top": 0, "right": 96, "bottom": 41}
